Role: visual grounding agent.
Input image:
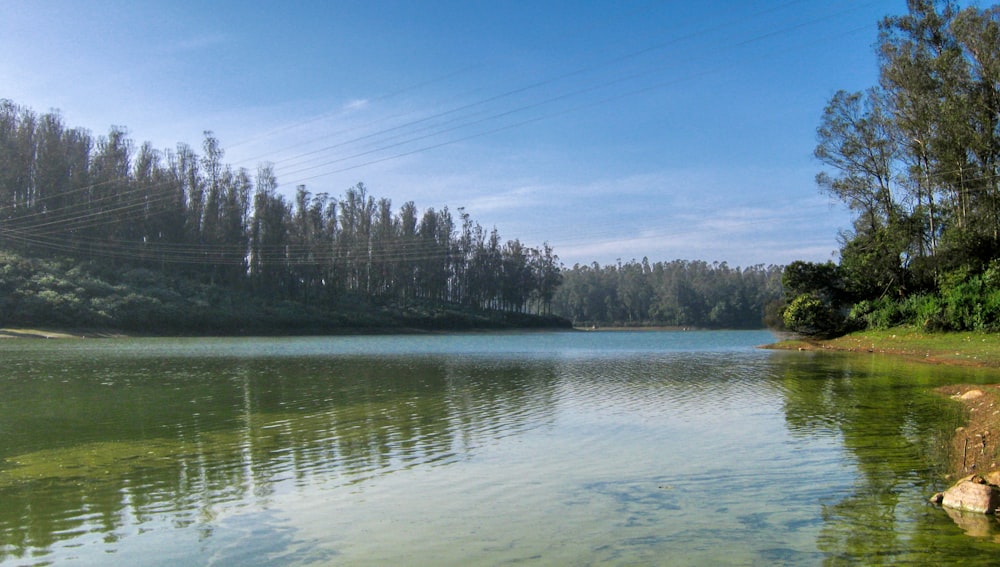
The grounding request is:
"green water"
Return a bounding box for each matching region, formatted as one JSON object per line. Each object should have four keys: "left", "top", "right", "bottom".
{"left": 1, "top": 331, "right": 999, "bottom": 565}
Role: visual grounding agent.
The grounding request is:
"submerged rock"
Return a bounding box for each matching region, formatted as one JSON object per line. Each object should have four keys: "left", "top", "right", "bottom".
{"left": 935, "top": 475, "right": 1000, "bottom": 514}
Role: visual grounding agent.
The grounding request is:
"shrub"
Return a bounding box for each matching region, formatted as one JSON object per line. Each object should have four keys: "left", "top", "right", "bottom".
{"left": 983, "top": 288, "right": 1000, "bottom": 332}
{"left": 906, "top": 294, "right": 948, "bottom": 331}
{"left": 783, "top": 293, "right": 844, "bottom": 338}
{"left": 849, "top": 296, "right": 906, "bottom": 330}
{"left": 942, "top": 278, "right": 985, "bottom": 331}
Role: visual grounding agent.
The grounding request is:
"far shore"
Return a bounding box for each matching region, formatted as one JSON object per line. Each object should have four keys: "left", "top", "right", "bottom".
{"left": 574, "top": 325, "right": 701, "bottom": 332}
{"left": 0, "top": 326, "right": 577, "bottom": 340}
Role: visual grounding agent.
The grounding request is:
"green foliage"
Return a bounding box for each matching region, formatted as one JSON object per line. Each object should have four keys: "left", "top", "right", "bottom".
{"left": 782, "top": 293, "right": 845, "bottom": 338}
{"left": 551, "top": 259, "right": 783, "bottom": 329}
{"left": 910, "top": 295, "right": 947, "bottom": 331}
{"left": 0, "top": 99, "right": 566, "bottom": 331}
{"left": 838, "top": 226, "right": 910, "bottom": 300}
{"left": 840, "top": 267, "right": 1000, "bottom": 333}
{"left": 848, "top": 296, "right": 918, "bottom": 331}
{"left": 763, "top": 299, "right": 788, "bottom": 330}
{"left": 782, "top": 260, "right": 847, "bottom": 302}
{"left": 779, "top": 261, "right": 852, "bottom": 337}
{"left": 0, "top": 251, "right": 569, "bottom": 334}
{"left": 936, "top": 272, "right": 1000, "bottom": 332}
{"left": 790, "top": 2, "right": 1000, "bottom": 334}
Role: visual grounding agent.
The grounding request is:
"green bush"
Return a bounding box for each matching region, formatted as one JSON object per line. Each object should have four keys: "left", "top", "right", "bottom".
{"left": 983, "top": 288, "right": 1000, "bottom": 332}
{"left": 928, "top": 270, "right": 1000, "bottom": 331}
{"left": 942, "top": 278, "right": 985, "bottom": 331}
{"left": 849, "top": 296, "right": 907, "bottom": 330}
{"left": 783, "top": 293, "right": 844, "bottom": 338}
{"left": 906, "top": 294, "right": 947, "bottom": 331}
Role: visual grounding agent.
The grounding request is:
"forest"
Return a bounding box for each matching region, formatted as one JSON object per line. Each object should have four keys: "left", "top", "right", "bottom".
{"left": 551, "top": 259, "right": 784, "bottom": 329}
{"left": 783, "top": 1, "right": 1000, "bottom": 337}
{"left": 0, "top": 96, "right": 791, "bottom": 333}
{"left": 0, "top": 100, "right": 566, "bottom": 333}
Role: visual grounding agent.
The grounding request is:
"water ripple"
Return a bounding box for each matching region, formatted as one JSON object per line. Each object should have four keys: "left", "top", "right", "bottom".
{"left": 2, "top": 332, "right": 987, "bottom": 566}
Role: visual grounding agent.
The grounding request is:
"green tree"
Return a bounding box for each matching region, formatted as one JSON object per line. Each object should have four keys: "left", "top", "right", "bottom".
{"left": 250, "top": 164, "right": 291, "bottom": 296}
{"left": 532, "top": 243, "right": 562, "bottom": 315}
{"left": 782, "top": 293, "right": 843, "bottom": 338}
{"left": 0, "top": 97, "right": 565, "bottom": 330}
{"left": 781, "top": 260, "right": 850, "bottom": 336}
{"left": 815, "top": 88, "right": 901, "bottom": 237}
{"left": 339, "top": 183, "right": 376, "bottom": 293}
{"left": 799, "top": 1, "right": 1000, "bottom": 331}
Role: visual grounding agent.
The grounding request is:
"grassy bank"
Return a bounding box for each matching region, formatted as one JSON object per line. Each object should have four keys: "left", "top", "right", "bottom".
{"left": 766, "top": 328, "right": 1000, "bottom": 368}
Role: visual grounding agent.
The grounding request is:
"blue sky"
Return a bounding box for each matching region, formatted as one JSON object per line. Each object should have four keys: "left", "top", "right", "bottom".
{"left": 2, "top": 1, "right": 919, "bottom": 267}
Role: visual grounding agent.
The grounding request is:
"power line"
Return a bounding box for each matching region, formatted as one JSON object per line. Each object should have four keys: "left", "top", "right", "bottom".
{"left": 233, "top": 1, "right": 823, "bottom": 181}
{"left": 1, "top": 0, "right": 987, "bottom": 269}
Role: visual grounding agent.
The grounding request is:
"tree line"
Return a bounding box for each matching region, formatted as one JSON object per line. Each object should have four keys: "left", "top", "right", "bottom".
{"left": 552, "top": 259, "right": 785, "bottom": 329}
{"left": 783, "top": 1, "right": 1000, "bottom": 336}
{"left": 0, "top": 99, "right": 562, "bottom": 320}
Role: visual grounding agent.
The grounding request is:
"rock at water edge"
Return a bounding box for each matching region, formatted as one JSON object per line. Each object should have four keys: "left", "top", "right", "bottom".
{"left": 941, "top": 475, "right": 1000, "bottom": 514}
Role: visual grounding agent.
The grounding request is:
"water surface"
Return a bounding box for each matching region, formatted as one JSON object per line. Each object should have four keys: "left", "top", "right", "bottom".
{"left": 1, "top": 331, "right": 999, "bottom": 565}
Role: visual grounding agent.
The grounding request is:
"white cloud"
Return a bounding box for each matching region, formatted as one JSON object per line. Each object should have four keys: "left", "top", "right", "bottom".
{"left": 342, "top": 99, "right": 370, "bottom": 112}
{"left": 539, "top": 191, "right": 848, "bottom": 267}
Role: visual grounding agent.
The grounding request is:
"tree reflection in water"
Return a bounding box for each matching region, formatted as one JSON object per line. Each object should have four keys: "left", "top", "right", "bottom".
{"left": 777, "top": 351, "right": 1000, "bottom": 565}
{"left": 0, "top": 353, "right": 559, "bottom": 562}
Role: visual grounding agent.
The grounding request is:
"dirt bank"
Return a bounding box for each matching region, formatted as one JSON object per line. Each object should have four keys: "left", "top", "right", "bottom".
{"left": 936, "top": 385, "right": 1000, "bottom": 478}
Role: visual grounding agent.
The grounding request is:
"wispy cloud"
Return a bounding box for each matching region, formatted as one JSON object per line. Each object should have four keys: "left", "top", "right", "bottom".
{"left": 548, "top": 193, "right": 846, "bottom": 266}
{"left": 342, "top": 99, "right": 370, "bottom": 112}
{"left": 464, "top": 186, "right": 538, "bottom": 213}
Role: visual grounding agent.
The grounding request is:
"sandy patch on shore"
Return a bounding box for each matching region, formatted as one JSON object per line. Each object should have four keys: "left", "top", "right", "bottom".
{"left": 0, "top": 328, "right": 126, "bottom": 339}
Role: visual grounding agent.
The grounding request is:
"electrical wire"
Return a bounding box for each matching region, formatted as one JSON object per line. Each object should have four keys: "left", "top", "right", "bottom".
{"left": 0, "top": 0, "right": 992, "bottom": 268}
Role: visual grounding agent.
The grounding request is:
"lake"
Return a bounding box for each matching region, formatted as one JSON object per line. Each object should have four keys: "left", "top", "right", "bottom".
{"left": 2, "top": 330, "right": 1000, "bottom": 565}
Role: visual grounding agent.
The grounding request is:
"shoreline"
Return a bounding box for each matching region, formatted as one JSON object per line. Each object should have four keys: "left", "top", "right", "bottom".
{"left": 762, "top": 329, "right": 1000, "bottom": 369}
{"left": 574, "top": 325, "right": 700, "bottom": 332}
{"left": 935, "top": 383, "right": 1000, "bottom": 479}
{"left": 0, "top": 328, "right": 124, "bottom": 339}
{"left": 0, "top": 326, "right": 577, "bottom": 340}
{"left": 767, "top": 328, "right": 1000, "bottom": 479}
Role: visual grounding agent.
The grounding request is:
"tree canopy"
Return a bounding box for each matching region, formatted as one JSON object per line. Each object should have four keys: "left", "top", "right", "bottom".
{"left": 551, "top": 258, "right": 784, "bottom": 329}
{"left": 0, "top": 100, "right": 564, "bottom": 331}
{"left": 786, "top": 0, "right": 1000, "bottom": 336}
